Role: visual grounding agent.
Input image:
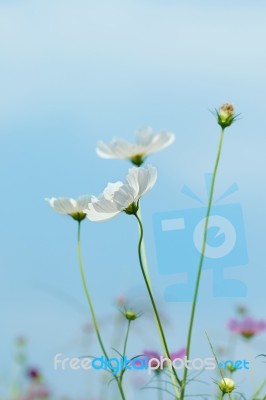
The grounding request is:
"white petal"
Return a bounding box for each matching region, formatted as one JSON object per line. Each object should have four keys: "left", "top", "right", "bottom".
{"left": 103, "top": 181, "right": 123, "bottom": 200}
{"left": 135, "top": 127, "right": 154, "bottom": 146}
{"left": 77, "top": 195, "right": 93, "bottom": 210}
{"left": 85, "top": 200, "right": 120, "bottom": 222}
{"left": 45, "top": 197, "right": 76, "bottom": 214}
{"left": 96, "top": 141, "right": 117, "bottom": 159}
{"left": 96, "top": 139, "right": 137, "bottom": 159}
{"left": 125, "top": 168, "right": 140, "bottom": 197}
{"left": 113, "top": 184, "right": 136, "bottom": 209}
{"left": 145, "top": 132, "right": 175, "bottom": 155}
{"left": 127, "top": 165, "right": 157, "bottom": 199}
{"left": 70, "top": 198, "right": 78, "bottom": 209}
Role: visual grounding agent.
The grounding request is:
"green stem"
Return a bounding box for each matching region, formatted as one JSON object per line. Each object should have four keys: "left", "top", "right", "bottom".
{"left": 77, "top": 222, "right": 126, "bottom": 400}
{"left": 138, "top": 206, "right": 152, "bottom": 287}
{"left": 122, "top": 320, "right": 131, "bottom": 360}
{"left": 181, "top": 129, "right": 225, "bottom": 399}
{"left": 134, "top": 213, "right": 181, "bottom": 399}
{"left": 119, "top": 320, "right": 131, "bottom": 384}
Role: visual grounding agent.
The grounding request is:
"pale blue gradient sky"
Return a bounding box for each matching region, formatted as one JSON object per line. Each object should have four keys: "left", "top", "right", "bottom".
{"left": 1, "top": 1, "right": 266, "bottom": 398}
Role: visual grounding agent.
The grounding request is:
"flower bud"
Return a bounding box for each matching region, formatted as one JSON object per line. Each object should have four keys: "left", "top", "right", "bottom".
{"left": 124, "top": 310, "right": 138, "bottom": 321}
{"left": 226, "top": 362, "right": 237, "bottom": 373}
{"left": 219, "top": 378, "right": 235, "bottom": 393}
{"left": 215, "top": 103, "right": 237, "bottom": 129}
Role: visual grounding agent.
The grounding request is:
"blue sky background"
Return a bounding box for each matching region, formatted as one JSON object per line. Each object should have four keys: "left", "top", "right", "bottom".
{"left": 1, "top": 1, "right": 266, "bottom": 398}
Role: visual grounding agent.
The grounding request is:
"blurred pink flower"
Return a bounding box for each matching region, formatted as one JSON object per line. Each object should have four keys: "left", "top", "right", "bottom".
{"left": 136, "top": 348, "right": 186, "bottom": 371}
{"left": 142, "top": 351, "right": 161, "bottom": 368}
{"left": 170, "top": 348, "right": 187, "bottom": 360}
{"left": 115, "top": 294, "right": 128, "bottom": 307}
{"left": 228, "top": 316, "right": 266, "bottom": 339}
{"left": 20, "top": 385, "right": 50, "bottom": 400}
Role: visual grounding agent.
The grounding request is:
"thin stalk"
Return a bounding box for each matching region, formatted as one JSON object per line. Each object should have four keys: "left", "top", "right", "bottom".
{"left": 138, "top": 206, "right": 152, "bottom": 287}
{"left": 122, "top": 321, "right": 131, "bottom": 360}
{"left": 119, "top": 320, "right": 131, "bottom": 384}
{"left": 134, "top": 213, "right": 181, "bottom": 399}
{"left": 77, "top": 222, "right": 126, "bottom": 400}
{"left": 181, "top": 129, "right": 225, "bottom": 399}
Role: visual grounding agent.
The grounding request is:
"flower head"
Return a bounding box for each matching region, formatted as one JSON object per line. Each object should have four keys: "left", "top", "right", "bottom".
{"left": 123, "top": 309, "right": 141, "bottom": 321}
{"left": 226, "top": 362, "right": 237, "bottom": 373}
{"left": 228, "top": 316, "right": 266, "bottom": 339}
{"left": 45, "top": 195, "right": 92, "bottom": 222}
{"left": 96, "top": 127, "right": 175, "bottom": 166}
{"left": 84, "top": 165, "right": 157, "bottom": 222}
{"left": 219, "top": 377, "right": 235, "bottom": 394}
{"left": 214, "top": 103, "right": 238, "bottom": 129}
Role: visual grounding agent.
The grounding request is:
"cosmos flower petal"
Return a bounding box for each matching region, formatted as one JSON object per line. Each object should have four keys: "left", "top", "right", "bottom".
{"left": 85, "top": 206, "right": 120, "bottom": 222}
{"left": 97, "top": 139, "right": 136, "bottom": 159}
{"left": 46, "top": 195, "right": 93, "bottom": 221}
{"left": 127, "top": 165, "right": 157, "bottom": 199}
{"left": 85, "top": 198, "right": 121, "bottom": 222}
{"left": 96, "top": 128, "right": 175, "bottom": 163}
{"left": 85, "top": 166, "right": 157, "bottom": 222}
{"left": 135, "top": 127, "right": 154, "bottom": 146}
{"left": 46, "top": 197, "right": 77, "bottom": 214}
{"left": 170, "top": 348, "right": 186, "bottom": 360}
{"left": 146, "top": 132, "right": 175, "bottom": 155}
{"left": 103, "top": 181, "right": 124, "bottom": 200}
{"left": 75, "top": 195, "right": 93, "bottom": 210}
{"left": 113, "top": 184, "right": 136, "bottom": 209}
{"left": 228, "top": 316, "right": 266, "bottom": 338}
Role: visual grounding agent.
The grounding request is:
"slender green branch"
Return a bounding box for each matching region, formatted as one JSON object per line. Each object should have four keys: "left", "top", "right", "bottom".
{"left": 122, "top": 321, "right": 131, "bottom": 360}
{"left": 181, "top": 129, "right": 225, "bottom": 400}
{"left": 137, "top": 206, "right": 152, "bottom": 287}
{"left": 77, "top": 222, "right": 126, "bottom": 400}
{"left": 119, "top": 320, "right": 131, "bottom": 384}
{"left": 134, "top": 213, "right": 181, "bottom": 399}
{"left": 206, "top": 332, "right": 232, "bottom": 400}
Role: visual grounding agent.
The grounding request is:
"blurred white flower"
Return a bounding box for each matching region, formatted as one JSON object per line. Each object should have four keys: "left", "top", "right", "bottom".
{"left": 45, "top": 195, "right": 92, "bottom": 221}
{"left": 96, "top": 127, "right": 175, "bottom": 166}
{"left": 84, "top": 166, "right": 157, "bottom": 222}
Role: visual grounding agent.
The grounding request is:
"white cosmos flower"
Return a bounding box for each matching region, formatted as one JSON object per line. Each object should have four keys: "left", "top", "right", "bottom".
{"left": 45, "top": 195, "right": 92, "bottom": 221}
{"left": 84, "top": 166, "right": 157, "bottom": 222}
{"left": 96, "top": 127, "right": 175, "bottom": 166}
